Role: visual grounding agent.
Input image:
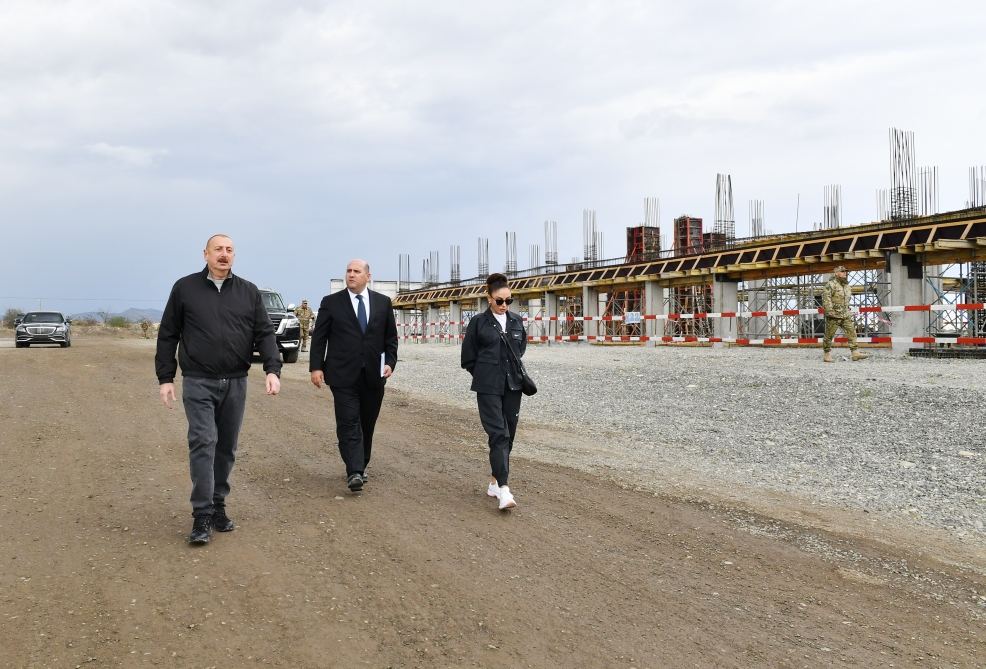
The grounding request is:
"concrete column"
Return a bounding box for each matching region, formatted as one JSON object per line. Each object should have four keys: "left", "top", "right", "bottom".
{"left": 643, "top": 280, "right": 665, "bottom": 341}
{"left": 887, "top": 252, "right": 928, "bottom": 352}
{"left": 524, "top": 297, "right": 541, "bottom": 340}
{"left": 426, "top": 305, "right": 440, "bottom": 343}
{"left": 712, "top": 278, "right": 739, "bottom": 343}
{"left": 396, "top": 308, "right": 408, "bottom": 343}
{"left": 582, "top": 285, "right": 599, "bottom": 340}
{"left": 543, "top": 291, "right": 559, "bottom": 344}
{"left": 449, "top": 301, "right": 462, "bottom": 344}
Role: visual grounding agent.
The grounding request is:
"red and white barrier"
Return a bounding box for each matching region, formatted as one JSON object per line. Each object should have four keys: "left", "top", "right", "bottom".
{"left": 396, "top": 303, "right": 986, "bottom": 345}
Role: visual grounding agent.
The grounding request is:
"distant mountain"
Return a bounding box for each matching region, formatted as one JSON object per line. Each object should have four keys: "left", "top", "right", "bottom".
{"left": 69, "top": 308, "right": 164, "bottom": 323}
{"left": 121, "top": 308, "right": 163, "bottom": 322}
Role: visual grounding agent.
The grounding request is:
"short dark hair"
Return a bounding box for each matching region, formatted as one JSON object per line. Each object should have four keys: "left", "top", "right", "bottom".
{"left": 486, "top": 272, "right": 509, "bottom": 293}
{"left": 205, "top": 233, "right": 232, "bottom": 250}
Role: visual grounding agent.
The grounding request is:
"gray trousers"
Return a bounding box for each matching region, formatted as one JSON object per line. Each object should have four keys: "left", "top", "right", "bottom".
{"left": 182, "top": 377, "right": 247, "bottom": 517}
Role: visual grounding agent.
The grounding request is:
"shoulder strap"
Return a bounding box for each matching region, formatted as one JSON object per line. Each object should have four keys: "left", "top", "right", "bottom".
{"left": 497, "top": 328, "right": 525, "bottom": 371}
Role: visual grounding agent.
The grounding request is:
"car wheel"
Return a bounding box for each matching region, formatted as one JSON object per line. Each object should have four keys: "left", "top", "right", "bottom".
{"left": 282, "top": 349, "right": 299, "bottom": 364}
{"left": 15, "top": 342, "right": 26, "bottom": 348}
{"left": 61, "top": 341, "right": 69, "bottom": 348}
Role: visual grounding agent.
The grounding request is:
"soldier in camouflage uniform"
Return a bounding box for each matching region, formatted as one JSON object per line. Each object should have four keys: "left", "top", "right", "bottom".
{"left": 822, "top": 266, "right": 868, "bottom": 362}
{"left": 296, "top": 299, "right": 314, "bottom": 352}
{"left": 140, "top": 319, "right": 152, "bottom": 339}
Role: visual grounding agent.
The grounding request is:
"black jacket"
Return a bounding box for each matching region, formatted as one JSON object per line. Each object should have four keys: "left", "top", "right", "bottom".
{"left": 155, "top": 267, "right": 281, "bottom": 383}
{"left": 309, "top": 288, "right": 399, "bottom": 388}
{"left": 460, "top": 309, "right": 527, "bottom": 395}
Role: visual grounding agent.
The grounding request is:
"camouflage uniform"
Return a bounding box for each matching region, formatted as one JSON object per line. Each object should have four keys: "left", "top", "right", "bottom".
{"left": 296, "top": 302, "right": 314, "bottom": 351}
{"left": 822, "top": 275, "right": 857, "bottom": 353}
{"left": 140, "top": 319, "right": 151, "bottom": 339}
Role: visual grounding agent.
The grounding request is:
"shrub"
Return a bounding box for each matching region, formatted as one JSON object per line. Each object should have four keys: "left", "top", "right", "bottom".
{"left": 106, "top": 316, "right": 131, "bottom": 328}
{"left": 3, "top": 308, "right": 25, "bottom": 329}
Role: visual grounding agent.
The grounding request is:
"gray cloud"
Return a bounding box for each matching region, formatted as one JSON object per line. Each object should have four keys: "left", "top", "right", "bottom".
{"left": 1, "top": 0, "right": 984, "bottom": 314}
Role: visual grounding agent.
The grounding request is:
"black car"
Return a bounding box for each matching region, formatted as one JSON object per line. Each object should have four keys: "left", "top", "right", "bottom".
{"left": 259, "top": 289, "right": 301, "bottom": 363}
{"left": 15, "top": 312, "right": 72, "bottom": 348}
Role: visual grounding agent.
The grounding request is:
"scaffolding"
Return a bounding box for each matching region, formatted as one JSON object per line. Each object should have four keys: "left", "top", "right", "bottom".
{"left": 971, "top": 263, "right": 986, "bottom": 337}
{"left": 401, "top": 309, "right": 425, "bottom": 342}
{"left": 925, "top": 263, "right": 986, "bottom": 340}
{"left": 665, "top": 285, "right": 713, "bottom": 337}
{"left": 738, "top": 265, "right": 889, "bottom": 339}
{"left": 739, "top": 275, "right": 824, "bottom": 338}
{"left": 603, "top": 289, "right": 643, "bottom": 337}
{"left": 558, "top": 294, "right": 583, "bottom": 338}
{"left": 435, "top": 305, "right": 452, "bottom": 343}
{"left": 458, "top": 299, "right": 483, "bottom": 345}
{"left": 850, "top": 267, "right": 891, "bottom": 337}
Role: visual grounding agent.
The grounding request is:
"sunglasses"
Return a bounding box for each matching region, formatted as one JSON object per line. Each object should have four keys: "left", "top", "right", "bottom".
{"left": 493, "top": 298, "right": 514, "bottom": 306}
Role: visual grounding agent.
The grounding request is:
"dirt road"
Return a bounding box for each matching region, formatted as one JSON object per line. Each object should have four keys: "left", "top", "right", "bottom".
{"left": 0, "top": 339, "right": 983, "bottom": 667}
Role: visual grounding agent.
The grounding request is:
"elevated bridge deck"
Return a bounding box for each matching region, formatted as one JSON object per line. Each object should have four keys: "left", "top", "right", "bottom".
{"left": 394, "top": 208, "right": 986, "bottom": 308}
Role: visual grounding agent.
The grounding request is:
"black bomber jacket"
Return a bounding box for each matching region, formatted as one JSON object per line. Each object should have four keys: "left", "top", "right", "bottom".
{"left": 155, "top": 267, "right": 281, "bottom": 384}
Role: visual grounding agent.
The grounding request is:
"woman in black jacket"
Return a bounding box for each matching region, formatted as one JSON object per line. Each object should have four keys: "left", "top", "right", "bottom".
{"left": 461, "top": 273, "right": 527, "bottom": 510}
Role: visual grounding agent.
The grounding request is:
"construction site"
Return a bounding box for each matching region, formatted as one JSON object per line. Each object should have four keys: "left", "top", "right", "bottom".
{"left": 393, "top": 130, "right": 986, "bottom": 354}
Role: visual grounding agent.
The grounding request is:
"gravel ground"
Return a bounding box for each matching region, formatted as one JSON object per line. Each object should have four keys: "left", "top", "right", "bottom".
{"left": 389, "top": 342, "right": 986, "bottom": 544}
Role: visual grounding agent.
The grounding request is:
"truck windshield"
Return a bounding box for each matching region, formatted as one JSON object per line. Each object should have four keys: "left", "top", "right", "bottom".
{"left": 261, "top": 292, "right": 285, "bottom": 311}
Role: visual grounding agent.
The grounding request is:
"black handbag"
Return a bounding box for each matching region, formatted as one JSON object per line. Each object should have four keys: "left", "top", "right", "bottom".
{"left": 498, "top": 329, "right": 537, "bottom": 396}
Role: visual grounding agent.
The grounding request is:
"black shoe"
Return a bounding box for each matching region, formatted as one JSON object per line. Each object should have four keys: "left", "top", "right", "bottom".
{"left": 213, "top": 508, "right": 235, "bottom": 532}
{"left": 347, "top": 473, "right": 364, "bottom": 492}
{"left": 361, "top": 470, "right": 368, "bottom": 483}
{"left": 188, "top": 515, "right": 212, "bottom": 545}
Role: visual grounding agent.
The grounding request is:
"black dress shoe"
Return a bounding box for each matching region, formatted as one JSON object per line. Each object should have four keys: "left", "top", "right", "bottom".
{"left": 188, "top": 515, "right": 212, "bottom": 545}
{"left": 213, "top": 508, "right": 235, "bottom": 532}
{"left": 347, "top": 473, "right": 364, "bottom": 491}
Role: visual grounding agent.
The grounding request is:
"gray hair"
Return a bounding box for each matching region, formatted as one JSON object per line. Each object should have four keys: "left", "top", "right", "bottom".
{"left": 205, "top": 233, "right": 233, "bottom": 250}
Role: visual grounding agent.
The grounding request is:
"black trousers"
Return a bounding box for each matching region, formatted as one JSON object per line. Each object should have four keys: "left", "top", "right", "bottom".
{"left": 477, "top": 390, "right": 522, "bottom": 487}
{"left": 330, "top": 370, "right": 385, "bottom": 476}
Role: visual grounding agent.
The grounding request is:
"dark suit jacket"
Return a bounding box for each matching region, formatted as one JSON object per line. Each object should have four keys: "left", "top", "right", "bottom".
{"left": 460, "top": 309, "right": 527, "bottom": 395}
{"left": 309, "top": 288, "right": 399, "bottom": 388}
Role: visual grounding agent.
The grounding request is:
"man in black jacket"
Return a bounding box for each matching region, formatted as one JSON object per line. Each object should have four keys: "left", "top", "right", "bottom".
{"left": 309, "top": 259, "right": 398, "bottom": 492}
{"left": 156, "top": 234, "right": 282, "bottom": 545}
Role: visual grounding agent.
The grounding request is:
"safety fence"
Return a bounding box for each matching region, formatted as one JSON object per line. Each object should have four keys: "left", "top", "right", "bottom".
{"left": 397, "top": 302, "right": 986, "bottom": 346}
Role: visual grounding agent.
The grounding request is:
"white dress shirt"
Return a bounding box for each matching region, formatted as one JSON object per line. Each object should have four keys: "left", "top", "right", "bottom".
{"left": 348, "top": 288, "right": 370, "bottom": 322}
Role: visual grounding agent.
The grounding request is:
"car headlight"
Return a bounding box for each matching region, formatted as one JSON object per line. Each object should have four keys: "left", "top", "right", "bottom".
{"left": 54, "top": 325, "right": 64, "bottom": 331}
{"left": 284, "top": 317, "right": 300, "bottom": 328}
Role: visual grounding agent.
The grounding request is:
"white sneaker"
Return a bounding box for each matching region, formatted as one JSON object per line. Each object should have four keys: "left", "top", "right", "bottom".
{"left": 497, "top": 486, "right": 517, "bottom": 510}
{"left": 486, "top": 482, "right": 500, "bottom": 498}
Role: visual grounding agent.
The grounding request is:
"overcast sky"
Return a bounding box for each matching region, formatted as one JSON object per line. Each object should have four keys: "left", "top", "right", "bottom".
{"left": 2, "top": 0, "right": 984, "bottom": 314}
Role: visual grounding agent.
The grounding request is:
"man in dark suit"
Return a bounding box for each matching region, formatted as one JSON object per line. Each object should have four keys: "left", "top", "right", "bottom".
{"left": 310, "top": 259, "right": 399, "bottom": 491}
